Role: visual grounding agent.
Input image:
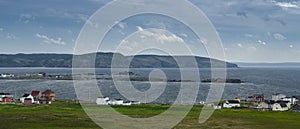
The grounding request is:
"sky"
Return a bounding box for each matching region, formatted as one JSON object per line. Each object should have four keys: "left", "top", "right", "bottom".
{"left": 0, "top": 0, "right": 299, "bottom": 62}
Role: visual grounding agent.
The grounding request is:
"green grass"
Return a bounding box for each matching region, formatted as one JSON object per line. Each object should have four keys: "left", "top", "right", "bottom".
{"left": 1, "top": 101, "right": 300, "bottom": 129}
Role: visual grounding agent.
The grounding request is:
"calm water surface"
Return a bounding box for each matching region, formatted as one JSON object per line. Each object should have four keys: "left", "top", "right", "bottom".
{"left": 0, "top": 67, "right": 299, "bottom": 103}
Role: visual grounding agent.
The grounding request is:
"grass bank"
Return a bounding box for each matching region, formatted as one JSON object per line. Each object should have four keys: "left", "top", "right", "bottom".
{"left": 0, "top": 101, "right": 300, "bottom": 129}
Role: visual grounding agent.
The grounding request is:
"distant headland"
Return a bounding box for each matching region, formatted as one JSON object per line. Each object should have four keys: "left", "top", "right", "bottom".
{"left": 0, "top": 52, "right": 238, "bottom": 68}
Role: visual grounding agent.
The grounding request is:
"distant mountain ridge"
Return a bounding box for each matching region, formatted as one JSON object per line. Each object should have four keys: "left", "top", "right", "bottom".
{"left": 236, "top": 62, "right": 300, "bottom": 67}
{"left": 0, "top": 53, "right": 238, "bottom": 68}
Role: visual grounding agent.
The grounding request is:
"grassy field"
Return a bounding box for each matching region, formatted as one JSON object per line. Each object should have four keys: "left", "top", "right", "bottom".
{"left": 0, "top": 101, "right": 300, "bottom": 129}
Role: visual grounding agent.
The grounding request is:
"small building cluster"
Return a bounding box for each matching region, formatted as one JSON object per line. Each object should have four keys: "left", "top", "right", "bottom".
{"left": 0, "top": 93, "right": 14, "bottom": 103}
{"left": 96, "top": 97, "right": 140, "bottom": 106}
{"left": 219, "top": 93, "right": 300, "bottom": 112}
{"left": 223, "top": 99, "right": 241, "bottom": 108}
{"left": 20, "top": 89, "right": 55, "bottom": 105}
{"left": 255, "top": 94, "right": 299, "bottom": 111}
{"left": 0, "top": 73, "right": 15, "bottom": 78}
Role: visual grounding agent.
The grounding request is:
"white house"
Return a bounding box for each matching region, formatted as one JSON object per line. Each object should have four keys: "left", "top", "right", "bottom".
{"left": 272, "top": 94, "right": 286, "bottom": 101}
{"left": 20, "top": 94, "right": 34, "bottom": 103}
{"left": 223, "top": 100, "right": 240, "bottom": 108}
{"left": 123, "top": 101, "right": 132, "bottom": 106}
{"left": 272, "top": 102, "right": 289, "bottom": 111}
{"left": 213, "top": 105, "right": 222, "bottom": 109}
{"left": 131, "top": 101, "right": 141, "bottom": 105}
{"left": 96, "top": 97, "right": 110, "bottom": 105}
{"left": 281, "top": 97, "right": 298, "bottom": 105}
{"left": 109, "top": 99, "right": 124, "bottom": 105}
{"left": 0, "top": 73, "right": 15, "bottom": 78}
{"left": 0, "top": 93, "right": 13, "bottom": 101}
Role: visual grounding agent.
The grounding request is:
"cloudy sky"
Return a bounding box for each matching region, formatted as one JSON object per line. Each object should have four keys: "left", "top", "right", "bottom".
{"left": 0, "top": 0, "right": 299, "bottom": 62}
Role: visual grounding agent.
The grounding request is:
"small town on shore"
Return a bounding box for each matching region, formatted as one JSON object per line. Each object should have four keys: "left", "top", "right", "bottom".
{"left": 2, "top": 87, "right": 300, "bottom": 113}
{"left": 1, "top": 72, "right": 300, "bottom": 112}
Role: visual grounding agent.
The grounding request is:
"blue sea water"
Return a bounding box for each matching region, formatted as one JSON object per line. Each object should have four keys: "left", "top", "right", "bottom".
{"left": 0, "top": 67, "right": 299, "bottom": 103}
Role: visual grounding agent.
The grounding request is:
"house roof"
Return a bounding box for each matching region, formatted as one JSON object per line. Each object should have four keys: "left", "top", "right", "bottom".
{"left": 22, "top": 94, "right": 30, "bottom": 97}
{"left": 227, "top": 100, "right": 240, "bottom": 104}
{"left": 42, "top": 89, "right": 54, "bottom": 94}
{"left": 0, "top": 93, "right": 11, "bottom": 95}
{"left": 273, "top": 93, "right": 284, "bottom": 95}
{"left": 279, "top": 103, "right": 287, "bottom": 108}
{"left": 31, "top": 91, "right": 40, "bottom": 97}
{"left": 275, "top": 101, "right": 288, "bottom": 108}
{"left": 292, "top": 96, "right": 300, "bottom": 99}
{"left": 24, "top": 98, "right": 32, "bottom": 100}
{"left": 253, "top": 94, "right": 264, "bottom": 97}
{"left": 292, "top": 104, "right": 300, "bottom": 111}
{"left": 264, "top": 100, "right": 276, "bottom": 104}
{"left": 276, "top": 100, "right": 290, "bottom": 103}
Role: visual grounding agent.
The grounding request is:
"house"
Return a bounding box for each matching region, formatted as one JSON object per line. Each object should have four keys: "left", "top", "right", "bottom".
{"left": 199, "top": 101, "right": 205, "bottom": 105}
{"left": 272, "top": 93, "right": 286, "bottom": 101}
{"left": 278, "top": 101, "right": 292, "bottom": 109}
{"left": 131, "top": 101, "right": 141, "bottom": 105}
{"left": 38, "top": 72, "right": 46, "bottom": 77}
{"left": 31, "top": 91, "right": 40, "bottom": 104}
{"left": 257, "top": 100, "right": 275, "bottom": 110}
{"left": 96, "top": 97, "right": 110, "bottom": 105}
{"left": 109, "top": 99, "right": 124, "bottom": 105}
{"left": 24, "top": 98, "right": 32, "bottom": 105}
{"left": 20, "top": 94, "right": 34, "bottom": 103}
{"left": 246, "top": 96, "right": 254, "bottom": 102}
{"left": 253, "top": 94, "right": 264, "bottom": 102}
{"left": 213, "top": 104, "right": 222, "bottom": 109}
{"left": 123, "top": 101, "right": 132, "bottom": 106}
{"left": 2, "top": 97, "right": 12, "bottom": 103}
{"left": 0, "top": 73, "right": 15, "bottom": 78}
{"left": 292, "top": 96, "right": 300, "bottom": 104}
{"left": 223, "top": 100, "right": 240, "bottom": 108}
{"left": 40, "top": 89, "right": 55, "bottom": 101}
{"left": 257, "top": 101, "right": 269, "bottom": 109}
{"left": 291, "top": 104, "right": 300, "bottom": 112}
{"left": 281, "top": 97, "right": 298, "bottom": 105}
{"left": 0, "top": 93, "right": 13, "bottom": 102}
{"left": 272, "top": 101, "right": 289, "bottom": 111}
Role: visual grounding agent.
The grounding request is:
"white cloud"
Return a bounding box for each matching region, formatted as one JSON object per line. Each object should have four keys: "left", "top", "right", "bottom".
{"left": 116, "top": 29, "right": 188, "bottom": 56}
{"left": 6, "top": 33, "right": 17, "bottom": 40}
{"left": 136, "top": 26, "right": 144, "bottom": 31}
{"left": 118, "top": 22, "right": 126, "bottom": 29}
{"left": 273, "top": 33, "right": 287, "bottom": 40}
{"left": 0, "top": 28, "right": 17, "bottom": 40}
{"left": 36, "top": 33, "right": 66, "bottom": 45}
{"left": 144, "top": 30, "right": 183, "bottom": 43}
{"left": 78, "top": 15, "right": 98, "bottom": 28}
{"left": 145, "top": 20, "right": 167, "bottom": 29}
{"left": 137, "top": 29, "right": 184, "bottom": 43}
{"left": 247, "top": 46, "right": 257, "bottom": 51}
{"left": 289, "top": 45, "right": 294, "bottom": 48}
{"left": 237, "top": 43, "right": 243, "bottom": 47}
{"left": 199, "top": 38, "right": 208, "bottom": 45}
{"left": 275, "top": 2, "right": 300, "bottom": 9}
{"left": 180, "top": 33, "right": 188, "bottom": 38}
{"left": 258, "top": 40, "right": 266, "bottom": 45}
{"left": 244, "top": 34, "right": 253, "bottom": 38}
{"left": 19, "top": 13, "right": 35, "bottom": 23}
{"left": 67, "top": 29, "right": 73, "bottom": 33}
{"left": 114, "top": 21, "right": 127, "bottom": 29}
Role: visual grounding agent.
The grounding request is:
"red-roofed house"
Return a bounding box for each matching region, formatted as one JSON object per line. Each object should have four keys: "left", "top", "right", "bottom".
{"left": 31, "top": 91, "right": 41, "bottom": 104}
{"left": 253, "top": 94, "right": 264, "bottom": 102}
{"left": 40, "top": 89, "right": 55, "bottom": 101}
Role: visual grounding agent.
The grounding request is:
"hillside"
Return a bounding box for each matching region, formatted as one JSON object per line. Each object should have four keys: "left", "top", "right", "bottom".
{"left": 0, "top": 53, "right": 238, "bottom": 68}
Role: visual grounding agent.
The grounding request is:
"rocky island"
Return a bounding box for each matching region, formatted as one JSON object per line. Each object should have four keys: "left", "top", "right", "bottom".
{"left": 201, "top": 78, "right": 244, "bottom": 83}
